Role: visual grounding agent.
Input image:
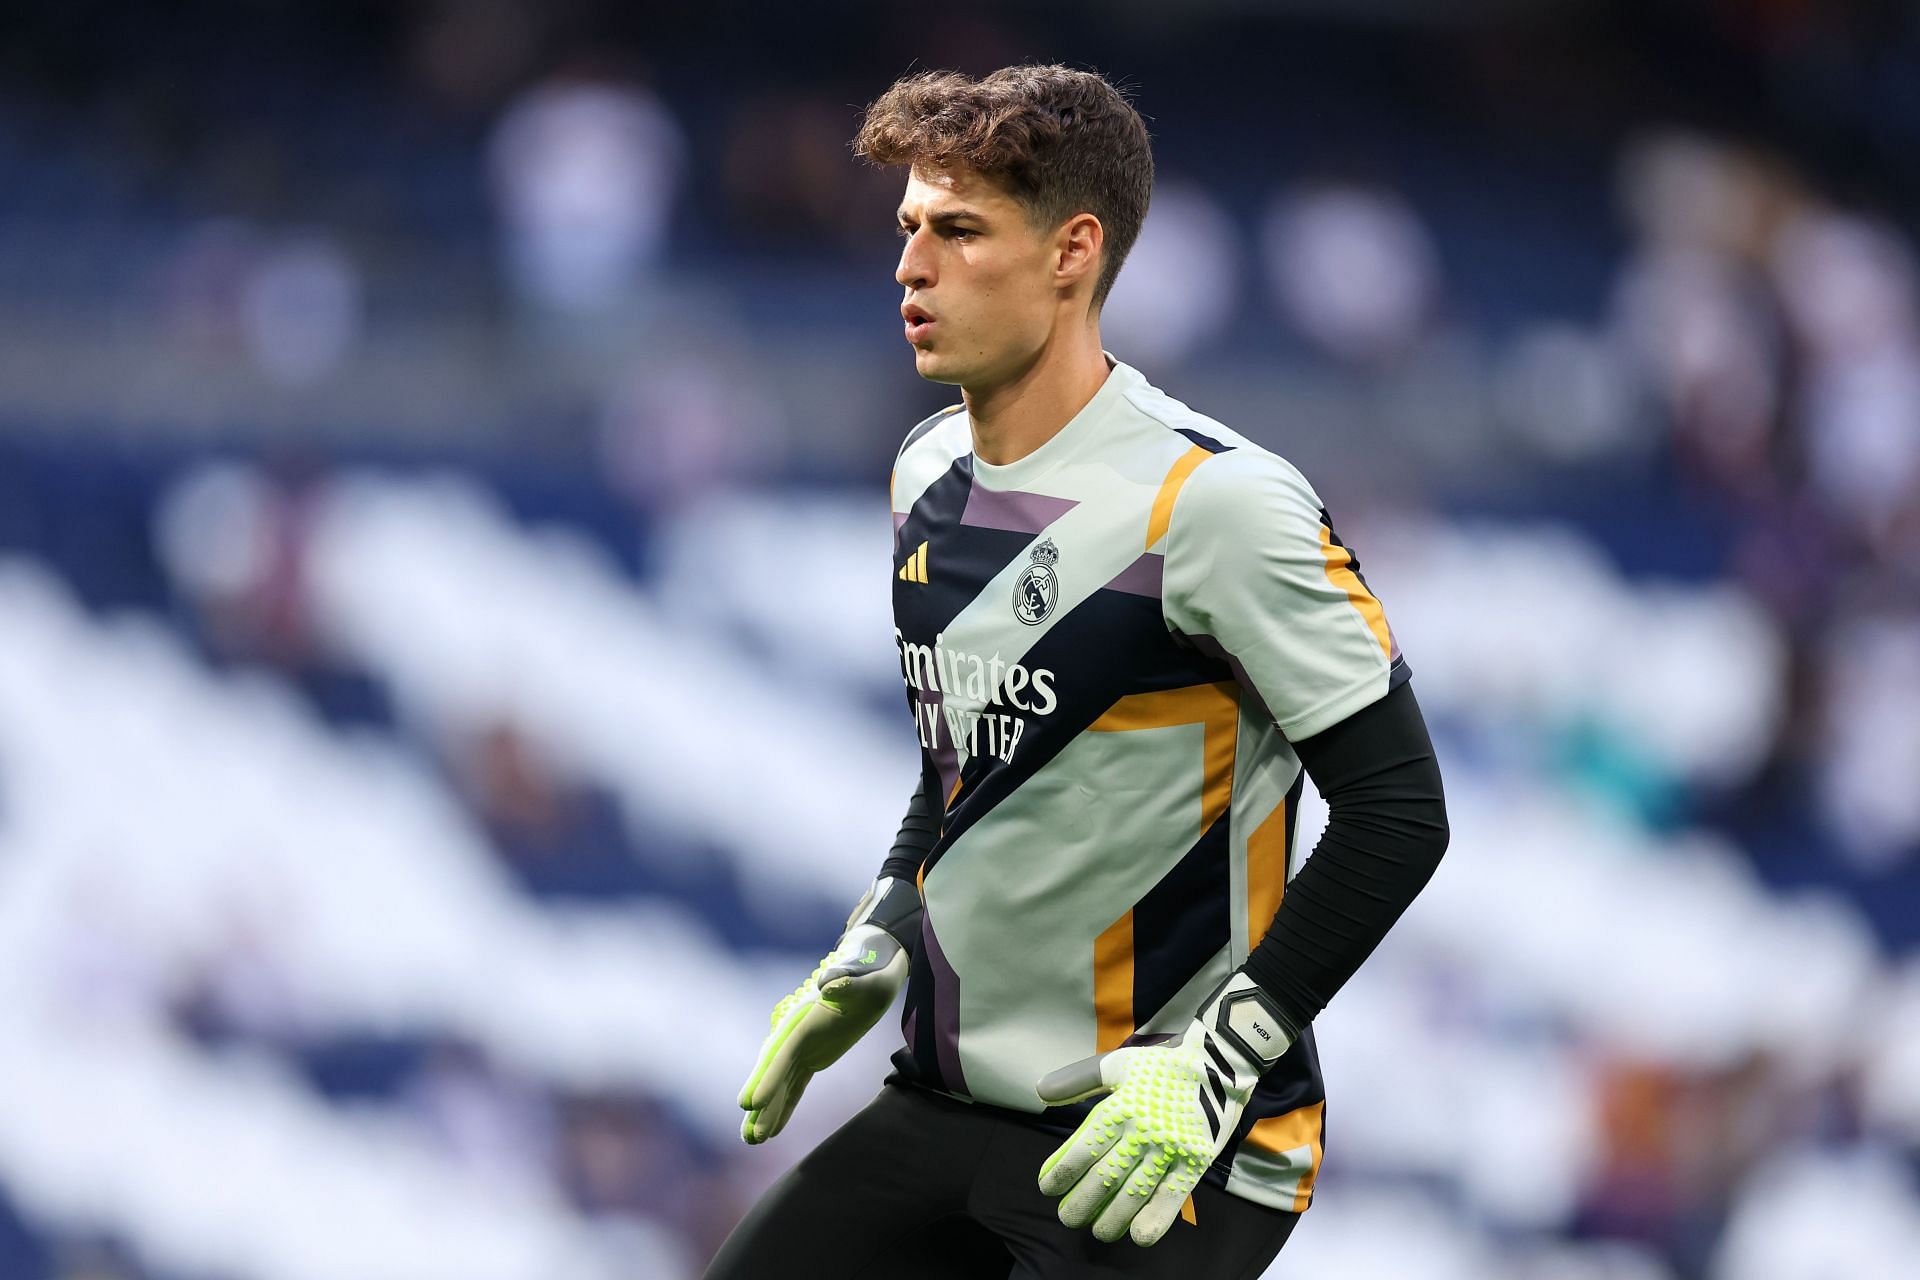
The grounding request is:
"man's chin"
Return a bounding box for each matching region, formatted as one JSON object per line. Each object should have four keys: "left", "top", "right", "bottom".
{"left": 911, "top": 347, "right": 966, "bottom": 385}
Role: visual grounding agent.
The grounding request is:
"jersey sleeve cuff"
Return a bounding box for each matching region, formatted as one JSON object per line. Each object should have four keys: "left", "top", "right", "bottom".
{"left": 1276, "top": 667, "right": 1397, "bottom": 742}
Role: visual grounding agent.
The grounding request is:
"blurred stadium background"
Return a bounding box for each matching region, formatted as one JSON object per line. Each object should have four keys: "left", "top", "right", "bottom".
{"left": 2, "top": 1, "right": 1919, "bottom": 1277}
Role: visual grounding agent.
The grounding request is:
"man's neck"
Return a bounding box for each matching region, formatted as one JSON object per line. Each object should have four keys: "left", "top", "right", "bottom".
{"left": 962, "top": 326, "right": 1112, "bottom": 467}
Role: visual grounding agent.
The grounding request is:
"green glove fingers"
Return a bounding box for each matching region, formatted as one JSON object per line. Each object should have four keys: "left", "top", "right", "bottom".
{"left": 1094, "top": 1150, "right": 1180, "bottom": 1244}
{"left": 1125, "top": 1165, "right": 1199, "bottom": 1246}
{"left": 1055, "top": 1102, "right": 1149, "bottom": 1230}
{"left": 736, "top": 876, "right": 920, "bottom": 1146}
{"left": 737, "top": 977, "right": 831, "bottom": 1142}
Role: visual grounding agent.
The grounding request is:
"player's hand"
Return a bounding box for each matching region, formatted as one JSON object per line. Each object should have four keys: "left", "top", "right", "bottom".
{"left": 737, "top": 882, "right": 915, "bottom": 1145}
{"left": 1033, "top": 972, "right": 1294, "bottom": 1246}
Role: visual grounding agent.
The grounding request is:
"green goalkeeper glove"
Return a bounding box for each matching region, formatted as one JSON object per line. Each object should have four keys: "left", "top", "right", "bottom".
{"left": 1034, "top": 971, "right": 1296, "bottom": 1246}
{"left": 737, "top": 875, "right": 919, "bottom": 1145}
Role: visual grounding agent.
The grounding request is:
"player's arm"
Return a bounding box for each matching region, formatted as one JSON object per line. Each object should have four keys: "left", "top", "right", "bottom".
{"left": 878, "top": 759, "right": 941, "bottom": 883}
{"left": 1243, "top": 679, "right": 1446, "bottom": 1035}
{"left": 736, "top": 770, "right": 930, "bottom": 1144}
{"left": 1036, "top": 449, "right": 1449, "bottom": 1243}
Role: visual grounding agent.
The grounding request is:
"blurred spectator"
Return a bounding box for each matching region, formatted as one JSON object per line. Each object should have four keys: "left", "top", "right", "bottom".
{"left": 558, "top": 1091, "right": 745, "bottom": 1264}
{"left": 1770, "top": 209, "right": 1920, "bottom": 548}
{"left": 560, "top": 1092, "right": 666, "bottom": 1220}
{"left": 169, "top": 901, "right": 306, "bottom": 1050}
{"left": 450, "top": 718, "right": 645, "bottom": 899}
{"left": 237, "top": 233, "right": 363, "bottom": 388}
{"left": 1262, "top": 181, "right": 1441, "bottom": 366}
{"left": 1611, "top": 246, "right": 1781, "bottom": 500}
{"left": 1576, "top": 1053, "right": 1795, "bottom": 1273}
{"left": 157, "top": 222, "right": 364, "bottom": 387}
{"left": 1818, "top": 615, "right": 1920, "bottom": 868}
{"left": 1100, "top": 179, "right": 1239, "bottom": 369}
{"left": 156, "top": 460, "right": 392, "bottom": 726}
{"left": 489, "top": 68, "right": 686, "bottom": 322}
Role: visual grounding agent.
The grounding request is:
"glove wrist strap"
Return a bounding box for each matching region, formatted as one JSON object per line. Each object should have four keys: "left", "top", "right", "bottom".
{"left": 1199, "top": 970, "right": 1297, "bottom": 1077}
{"left": 845, "top": 874, "right": 922, "bottom": 952}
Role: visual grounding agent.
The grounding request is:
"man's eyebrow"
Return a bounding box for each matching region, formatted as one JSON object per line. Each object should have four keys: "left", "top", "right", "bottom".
{"left": 896, "top": 207, "right": 991, "bottom": 226}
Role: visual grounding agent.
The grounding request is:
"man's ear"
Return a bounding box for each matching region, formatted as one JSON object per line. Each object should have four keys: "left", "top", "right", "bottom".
{"left": 1055, "top": 212, "right": 1104, "bottom": 296}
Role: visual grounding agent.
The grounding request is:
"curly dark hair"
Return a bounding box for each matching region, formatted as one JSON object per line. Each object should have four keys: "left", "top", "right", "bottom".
{"left": 853, "top": 65, "right": 1154, "bottom": 308}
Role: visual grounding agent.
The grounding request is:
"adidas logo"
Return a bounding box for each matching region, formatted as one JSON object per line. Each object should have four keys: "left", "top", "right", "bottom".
{"left": 897, "top": 540, "right": 929, "bottom": 584}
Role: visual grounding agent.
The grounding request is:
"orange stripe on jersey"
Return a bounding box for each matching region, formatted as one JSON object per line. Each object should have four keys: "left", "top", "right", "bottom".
{"left": 945, "top": 773, "right": 963, "bottom": 810}
{"left": 1243, "top": 1100, "right": 1325, "bottom": 1212}
{"left": 1093, "top": 909, "right": 1135, "bottom": 1054}
{"left": 1247, "top": 795, "right": 1289, "bottom": 949}
{"left": 1089, "top": 681, "right": 1238, "bottom": 832}
{"left": 1086, "top": 682, "right": 1238, "bottom": 1056}
{"left": 1179, "top": 1195, "right": 1197, "bottom": 1226}
{"left": 1318, "top": 523, "right": 1392, "bottom": 659}
{"left": 1145, "top": 444, "right": 1211, "bottom": 551}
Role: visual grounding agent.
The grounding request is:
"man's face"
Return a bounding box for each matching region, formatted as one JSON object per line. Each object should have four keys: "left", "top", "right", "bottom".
{"left": 895, "top": 164, "right": 1063, "bottom": 389}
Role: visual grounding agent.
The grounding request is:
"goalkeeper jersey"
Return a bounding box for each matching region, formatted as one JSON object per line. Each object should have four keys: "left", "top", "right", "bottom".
{"left": 885, "top": 356, "right": 1409, "bottom": 1214}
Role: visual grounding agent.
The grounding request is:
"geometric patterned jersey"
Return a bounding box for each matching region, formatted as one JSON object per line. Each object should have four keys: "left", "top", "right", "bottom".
{"left": 886, "top": 356, "right": 1409, "bottom": 1213}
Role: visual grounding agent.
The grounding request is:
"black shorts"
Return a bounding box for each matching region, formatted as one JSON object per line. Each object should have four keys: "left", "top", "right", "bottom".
{"left": 704, "top": 1080, "right": 1299, "bottom": 1279}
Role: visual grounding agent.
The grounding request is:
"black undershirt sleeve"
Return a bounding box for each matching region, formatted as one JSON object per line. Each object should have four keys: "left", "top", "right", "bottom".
{"left": 1241, "top": 678, "right": 1450, "bottom": 1041}
{"left": 878, "top": 759, "right": 942, "bottom": 885}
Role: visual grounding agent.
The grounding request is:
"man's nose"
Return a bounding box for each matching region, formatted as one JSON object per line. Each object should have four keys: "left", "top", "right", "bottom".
{"left": 896, "top": 231, "right": 934, "bottom": 290}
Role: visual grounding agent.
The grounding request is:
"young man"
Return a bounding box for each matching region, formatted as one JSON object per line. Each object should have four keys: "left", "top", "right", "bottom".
{"left": 707, "top": 65, "right": 1449, "bottom": 1279}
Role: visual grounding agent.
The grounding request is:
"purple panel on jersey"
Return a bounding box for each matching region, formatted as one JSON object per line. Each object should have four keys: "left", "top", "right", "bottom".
{"left": 959, "top": 485, "right": 1078, "bottom": 534}
{"left": 916, "top": 688, "right": 960, "bottom": 804}
{"left": 919, "top": 905, "right": 969, "bottom": 1095}
{"left": 1103, "top": 550, "right": 1164, "bottom": 600}
{"left": 894, "top": 510, "right": 909, "bottom": 534}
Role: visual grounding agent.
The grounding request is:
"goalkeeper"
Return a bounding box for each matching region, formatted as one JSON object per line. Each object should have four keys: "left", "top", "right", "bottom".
{"left": 707, "top": 64, "right": 1449, "bottom": 1279}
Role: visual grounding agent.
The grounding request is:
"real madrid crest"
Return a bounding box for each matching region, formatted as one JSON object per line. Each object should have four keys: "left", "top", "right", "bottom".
{"left": 1014, "top": 538, "right": 1061, "bottom": 626}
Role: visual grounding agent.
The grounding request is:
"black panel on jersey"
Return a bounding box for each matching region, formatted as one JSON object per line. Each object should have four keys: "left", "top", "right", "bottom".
{"left": 1174, "top": 427, "right": 1233, "bottom": 454}
{"left": 895, "top": 454, "right": 973, "bottom": 564}
{"left": 1129, "top": 814, "right": 1232, "bottom": 1033}
{"left": 893, "top": 456, "right": 1041, "bottom": 644}
{"left": 924, "top": 587, "right": 1235, "bottom": 875}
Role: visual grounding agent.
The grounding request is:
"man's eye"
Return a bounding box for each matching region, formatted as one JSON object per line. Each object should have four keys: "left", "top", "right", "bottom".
{"left": 949, "top": 227, "right": 975, "bottom": 240}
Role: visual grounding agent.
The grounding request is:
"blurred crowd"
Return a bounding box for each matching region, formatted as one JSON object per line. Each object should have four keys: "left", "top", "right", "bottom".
{"left": 1607, "top": 132, "right": 1920, "bottom": 881}
{"left": 4, "top": 1, "right": 1920, "bottom": 1278}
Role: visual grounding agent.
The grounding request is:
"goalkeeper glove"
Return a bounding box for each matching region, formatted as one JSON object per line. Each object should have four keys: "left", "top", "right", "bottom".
{"left": 737, "top": 874, "right": 919, "bottom": 1145}
{"left": 1034, "top": 970, "right": 1295, "bottom": 1246}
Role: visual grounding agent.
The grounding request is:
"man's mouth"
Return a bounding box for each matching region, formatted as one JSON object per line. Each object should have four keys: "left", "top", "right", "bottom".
{"left": 902, "top": 304, "right": 935, "bottom": 344}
